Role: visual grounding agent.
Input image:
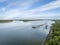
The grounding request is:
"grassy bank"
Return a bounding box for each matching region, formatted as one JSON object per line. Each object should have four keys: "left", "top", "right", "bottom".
{"left": 45, "top": 20, "right": 60, "bottom": 45}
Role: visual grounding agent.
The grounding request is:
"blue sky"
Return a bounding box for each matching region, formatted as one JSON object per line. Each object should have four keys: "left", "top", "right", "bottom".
{"left": 0, "top": 0, "right": 60, "bottom": 19}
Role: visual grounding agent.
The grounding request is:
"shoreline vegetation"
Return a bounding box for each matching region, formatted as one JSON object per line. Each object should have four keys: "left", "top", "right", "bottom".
{"left": 0, "top": 20, "right": 13, "bottom": 23}
{"left": 45, "top": 20, "right": 60, "bottom": 45}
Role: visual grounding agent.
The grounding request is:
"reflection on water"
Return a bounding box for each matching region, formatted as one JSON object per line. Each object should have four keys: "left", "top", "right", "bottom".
{"left": 0, "top": 21, "right": 54, "bottom": 45}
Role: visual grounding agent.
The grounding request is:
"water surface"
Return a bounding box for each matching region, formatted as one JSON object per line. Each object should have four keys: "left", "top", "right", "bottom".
{"left": 0, "top": 21, "right": 54, "bottom": 45}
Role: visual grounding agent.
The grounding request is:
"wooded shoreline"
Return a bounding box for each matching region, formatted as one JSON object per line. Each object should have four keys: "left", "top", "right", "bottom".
{"left": 45, "top": 20, "right": 60, "bottom": 45}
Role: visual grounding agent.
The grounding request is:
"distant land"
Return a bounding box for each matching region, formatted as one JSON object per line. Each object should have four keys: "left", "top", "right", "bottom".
{"left": 0, "top": 20, "right": 13, "bottom": 23}
{"left": 0, "top": 18, "right": 60, "bottom": 23}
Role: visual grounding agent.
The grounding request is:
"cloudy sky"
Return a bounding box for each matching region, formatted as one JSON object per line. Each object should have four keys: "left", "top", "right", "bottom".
{"left": 0, "top": 0, "right": 60, "bottom": 19}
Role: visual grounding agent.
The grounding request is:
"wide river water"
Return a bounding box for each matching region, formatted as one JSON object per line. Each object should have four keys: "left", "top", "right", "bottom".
{"left": 0, "top": 21, "right": 54, "bottom": 45}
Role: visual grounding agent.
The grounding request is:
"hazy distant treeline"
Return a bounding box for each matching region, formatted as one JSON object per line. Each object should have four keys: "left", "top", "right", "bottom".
{"left": 0, "top": 20, "right": 13, "bottom": 23}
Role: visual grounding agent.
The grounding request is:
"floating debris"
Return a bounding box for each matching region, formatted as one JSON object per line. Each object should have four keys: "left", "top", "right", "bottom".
{"left": 32, "top": 24, "right": 47, "bottom": 28}
{"left": 45, "top": 25, "right": 48, "bottom": 29}
{"left": 32, "top": 26, "right": 38, "bottom": 28}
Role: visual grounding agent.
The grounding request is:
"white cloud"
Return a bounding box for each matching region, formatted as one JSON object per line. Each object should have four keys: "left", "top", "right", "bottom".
{"left": 0, "top": 0, "right": 40, "bottom": 19}
{"left": 1, "top": 9, "right": 55, "bottom": 19}
{"left": 2, "top": 9, "right": 20, "bottom": 19}
{"left": 5, "top": 0, "right": 38, "bottom": 10}
{"left": 0, "top": 0, "right": 5, "bottom": 2}
{"left": 0, "top": 0, "right": 60, "bottom": 19}
{"left": 30, "top": 0, "right": 60, "bottom": 12}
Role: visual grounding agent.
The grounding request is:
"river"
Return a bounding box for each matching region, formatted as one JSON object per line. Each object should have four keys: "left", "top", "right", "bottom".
{"left": 0, "top": 21, "right": 54, "bottom": 45}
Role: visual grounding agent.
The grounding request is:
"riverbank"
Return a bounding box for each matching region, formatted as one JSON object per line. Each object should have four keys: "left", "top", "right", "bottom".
{"left": 45, "top": 20, "right": 60, "bottom": 45}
